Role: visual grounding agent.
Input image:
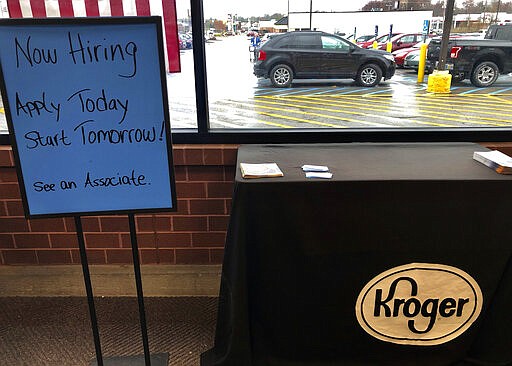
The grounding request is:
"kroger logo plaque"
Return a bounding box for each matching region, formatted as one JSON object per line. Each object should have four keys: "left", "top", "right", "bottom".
{"left": 355, "top": 263, "right": 483, "bottom": 346}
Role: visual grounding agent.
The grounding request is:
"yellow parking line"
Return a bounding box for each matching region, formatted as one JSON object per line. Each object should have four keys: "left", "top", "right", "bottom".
{"left": 256, "top": 97, "right": 452, "bottom": 127}
{"left": 290, "top": 95, "right": 510, "bottom": 127}
{"left": 255, "top": 102, "right": 392, "bottom": 127}
{"left": 257, "top": 111, "right": 345, "bottom": 128}
{"left": 487, "top": 95, "right": 512, "bottom": 105}
{"left": 344, "top": 94, "right": 512, "bottom": 119}
{"left": 259, "top": 119, "right": 294, "bottom": 128}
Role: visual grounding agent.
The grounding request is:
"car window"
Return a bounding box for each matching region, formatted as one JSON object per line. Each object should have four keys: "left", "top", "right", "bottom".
{"left": 273, "top": 35, "right": 293, "bottom": 49}
{"left": 321, "top": 36, "right": 351, "bottom": 51}
{"left": 399, "top": 35, "right": 416, "bottom": 43}
{"left": 292, "top": 34, "right": 320, "bottom": 49}
{"left": 495, "top": 27, "right": 512, "bottom": 40}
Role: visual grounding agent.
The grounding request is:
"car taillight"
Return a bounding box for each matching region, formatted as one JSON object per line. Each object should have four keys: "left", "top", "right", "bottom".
{"left": 258, "top": 50, "right": 267, "bottom": 61}
{"left": 450, "top": 46, "right": 462, "bottom": 58}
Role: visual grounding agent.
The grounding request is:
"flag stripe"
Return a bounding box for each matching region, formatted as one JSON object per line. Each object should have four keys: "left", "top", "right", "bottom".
{"left": 30, "top": 0, "right": 47, "bottom": 17}
{"left": 134, "top": 0, "right": 149, "bottom": 16}
{"left": 109, "top": 0, "right": 122, "bottom": 16}
{"left": 6, "top": 0, "right": 23, "bottom": 17}
{"left": 58, "top": 0, "right": 74, "bottom": 16}
{"left": 161, "top": 0, "right": 180, "bottom": 73}
{"left": 83, "top": 0, "right": 99, "bottom": 16}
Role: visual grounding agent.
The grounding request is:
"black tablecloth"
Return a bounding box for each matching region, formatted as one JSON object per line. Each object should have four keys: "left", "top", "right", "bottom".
{"left": 202, "top": 143, "right": 512, "bottom": 366}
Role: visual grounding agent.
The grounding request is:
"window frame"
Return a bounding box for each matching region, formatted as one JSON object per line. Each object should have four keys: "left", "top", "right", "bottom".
{"left": 1, "top": 0, "right": 511, "bottom": 146}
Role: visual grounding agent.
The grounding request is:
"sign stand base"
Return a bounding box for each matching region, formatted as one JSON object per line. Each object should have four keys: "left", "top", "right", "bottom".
{"left": 90, "top": 353, "right": 169, "bottom": 366}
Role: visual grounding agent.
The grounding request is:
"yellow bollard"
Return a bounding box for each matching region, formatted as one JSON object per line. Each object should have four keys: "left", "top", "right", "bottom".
{"left": 386, "top": 42, "right": 392, "bottom": 52}
{"left": 372, "top": 41, "right": 378, "bottom": 49}
{"left": 417, "top": 43, "right": 428, "bottom": 83}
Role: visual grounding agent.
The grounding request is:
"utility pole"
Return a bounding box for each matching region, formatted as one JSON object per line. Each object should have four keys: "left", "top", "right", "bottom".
{"left": 437, "top": 0, "right": 455, "bottom": 71}
{"left": 495, "top": 0, "right": 502, "bottom": 24}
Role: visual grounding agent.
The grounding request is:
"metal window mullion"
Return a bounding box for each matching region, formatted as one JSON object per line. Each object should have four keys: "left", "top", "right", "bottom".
{"left": 190, "top": 0, "right": 209, "bottom": 133}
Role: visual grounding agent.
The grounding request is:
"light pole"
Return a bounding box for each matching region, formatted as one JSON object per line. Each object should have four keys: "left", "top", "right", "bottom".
{"left": 309, "top": 0, "right": 313, "bottom": 30}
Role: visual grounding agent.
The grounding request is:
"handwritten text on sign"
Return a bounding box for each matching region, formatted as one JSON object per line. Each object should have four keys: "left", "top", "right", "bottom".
{"left": 0, "top": 19, "right": 175, "bottom": 216}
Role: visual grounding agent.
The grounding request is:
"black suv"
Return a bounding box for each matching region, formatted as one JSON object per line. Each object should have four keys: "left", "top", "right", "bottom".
{"left": 253, "top": 31, "right": 396, "bottom": 87}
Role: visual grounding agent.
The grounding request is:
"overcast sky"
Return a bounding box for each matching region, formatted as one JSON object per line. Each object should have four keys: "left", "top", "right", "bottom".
{"left": 177, "top": 1, "right": 471, "bottom": 20}
{"left": 178, "top": 0, "right": 391, "bottom": 19}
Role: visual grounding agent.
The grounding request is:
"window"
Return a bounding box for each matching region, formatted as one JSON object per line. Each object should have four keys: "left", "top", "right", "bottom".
{"left": 0, "top": 0, "right": 511, "bottom": 145}
{"left": 289, "top": 34, "right": 320, "bottom": 49}
{"left": 321, "top": 36, "right": 351, "bottom": 51}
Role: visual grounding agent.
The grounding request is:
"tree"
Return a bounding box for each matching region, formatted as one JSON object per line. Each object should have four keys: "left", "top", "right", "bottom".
{"left": 362, "top": 0, "right": 434, "bottom": 11}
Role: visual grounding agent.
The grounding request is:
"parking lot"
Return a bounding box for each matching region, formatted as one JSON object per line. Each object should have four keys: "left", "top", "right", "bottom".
{"left": 167, "top": 34, "right": 512, "bottom": 130}
{"left": 2, "top": 34, "right": 512, "bottom": 133}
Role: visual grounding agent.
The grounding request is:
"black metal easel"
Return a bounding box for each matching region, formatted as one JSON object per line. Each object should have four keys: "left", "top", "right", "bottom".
{"left": 76, "top": 215, "right": 168, "bottom": 366}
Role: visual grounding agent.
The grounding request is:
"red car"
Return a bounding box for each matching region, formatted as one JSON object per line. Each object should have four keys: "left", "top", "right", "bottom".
{"left": 392, "top": 39, "right": 432, "bottom": 68}
{"left": 375, "top": 33, "right": 423, "bottom": 52}
{"left": 357, "top": 33, "right": 402, "bottom": 49}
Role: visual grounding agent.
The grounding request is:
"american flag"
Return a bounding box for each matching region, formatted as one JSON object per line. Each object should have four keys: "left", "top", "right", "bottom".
{"left": 3, "top": 0, "right": 181, "bottom": 72}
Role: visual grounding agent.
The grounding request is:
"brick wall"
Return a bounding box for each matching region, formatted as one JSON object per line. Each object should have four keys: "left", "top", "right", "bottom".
{"left": 0, "top": 144, "right": 238, "bottom": 266}
{"left": 3, "top": 142, "right": 512, "bottom": 267}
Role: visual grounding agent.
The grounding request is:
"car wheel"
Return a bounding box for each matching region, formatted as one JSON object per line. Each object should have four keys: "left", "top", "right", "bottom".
{"left": 452, "top": 72, "right": 466, "bottom": 83}
{"left": 356, "top": 64, "right": 383, "bottom": 87}
{"left": 270, "top": 64, "right": 293, "bottom": 88}
{"left": 470, "top": 61, "right": 499, "bottom": 87}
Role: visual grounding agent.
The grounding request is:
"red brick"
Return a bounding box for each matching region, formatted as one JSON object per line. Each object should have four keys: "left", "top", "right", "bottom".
{"left": 174, "top": 166, "right": 187, "bottom": 182}
{"left": 0, "top": 218, "right": 29, "bottom": 232}
{"left": 172, "top": 147, "right": 185, "bottom": 165}
{"left": 106, "top": 249, "right": 133, "bottom": 264}
{"left": 100, "top": 217, "right": 129, "bottom": 232}
{"left": 210, "top": 248, "right": 225, "bottom": 264}
{"left": 173, "top": 216, "right": 207, "bottom": 232}
{"left": 207, "top": 182, "right": 234, "bottom": 198}
{"left": 192, "top": 232, "right": 226, "bottom": 247}
{"left": 140, "top": 249, "right": 158, "bottom": 264}
{"left": 37, "top": 249, "right": 72, "bottom": 264}
{"left": 176, "top": 182, "right": 206, "bottom": 198}
{"left": 188, "top": 166, "right": 225, "bottom": 182}
{"left": 14, "top": 233, "right": 50, "bottom": 248}
{"left": 0, "top": 168, "right": 18, "bottom": 182}
{"left": 136, "top": 215, "right": 172, "bottom": 232}
{"left": 64, "top": 217, "right": 101, "bottom": 232}
{"left": 223, "top": 147, "right": 238, "bottom": 166}
{"left": 175, "top": 248, "right": 210, "bottom": 264}
{"left": 204, "top": 148, "right": 223, "bottom": 165}
{"left": 0, "top": 202, "right": 7, "bottom": 216}
{"left": 85, "top": 233, "right": 121, "bottom": 248}
{"left": 0, "top": 147, "right": 13, "bottom": 167}
{"left": 120, "top": 233, "right": 132, "bottom": 248}
{"left": 81, "top": 217, "right": 101, "bottom": 232}
{"left": 208, "top": 216, "right": 230, "bottom": 232}
{"left": 224, "top": 166, "right": 236, "bottom": 181}
{"left": 5, "top": 201, "right": 24, "bottom": 216}
{"left": 189, "top": 199, "right": 226, "bottom": 215}
{"left": 0, "top": 234, "right": 14, "bottom": 248}
{"left": 50, "top": 233, "right": 78, "bottom": 248}
{"left": 226, "top": 199, "right": 233, "bottom": 214}
{"left": 175, "top": 199, "right": 189, "bottom": 215}
{"left": 3, "top": 249, "right": 37, "bottom": 264}
{"left": 29, "top": 218, "right": 66, "bottom": 232}
{"left": 137, "top": 232, "right": 191, "bottom": 248}
{"left": 184, "top": 148, "right": 204, "bottom": 165}
{"left": 71, "top": 249, "right": 106, "bottom": 264}
{"left": 0, "top": 183, "right": 21, "bottom": 199}
{"left": 157, "top": 249, "right": 175, "bottom": 264}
